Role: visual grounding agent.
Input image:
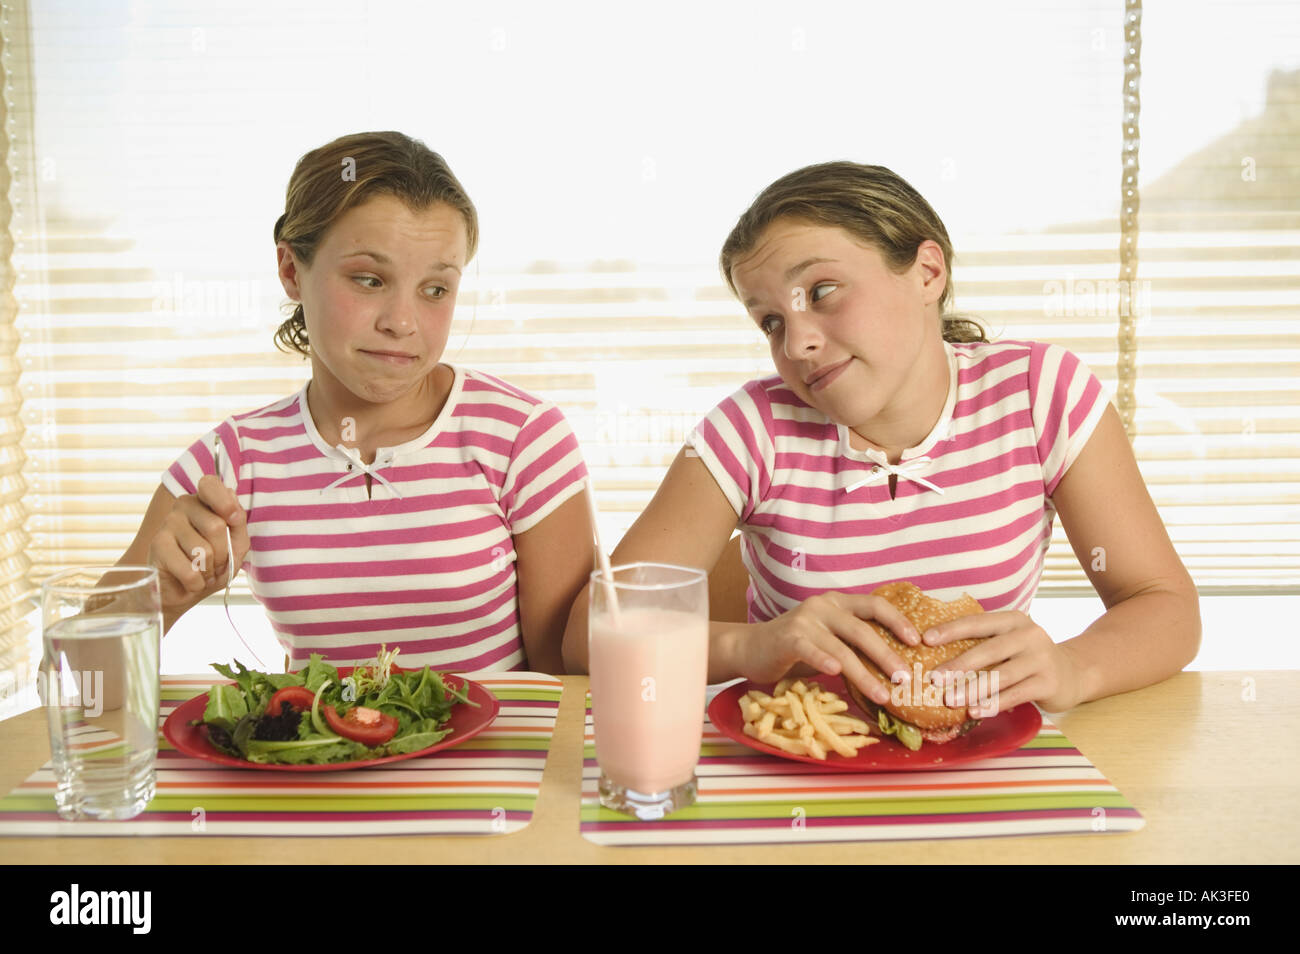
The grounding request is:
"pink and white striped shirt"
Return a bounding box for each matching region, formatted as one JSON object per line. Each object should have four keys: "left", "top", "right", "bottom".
{"left": 162, "top": 365, "right": 588, "bottom": 671}
{"left": 686, "top": 339, "right": 1109, "bottom": 621}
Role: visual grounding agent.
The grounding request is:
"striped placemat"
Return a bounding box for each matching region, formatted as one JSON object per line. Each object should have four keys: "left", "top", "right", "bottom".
{"left": 0, "top": 671, "right": 561, "bottom": 837}
{"left": 580, "top": 688, "right": 1144, "bottom": 845}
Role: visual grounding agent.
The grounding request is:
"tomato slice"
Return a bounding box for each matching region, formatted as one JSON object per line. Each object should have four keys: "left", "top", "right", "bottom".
{"left": 267, "top": 686, "right": 318, "bottom": 717}
{"left": 323, "top": 705, "right": 399, "bottom": 746}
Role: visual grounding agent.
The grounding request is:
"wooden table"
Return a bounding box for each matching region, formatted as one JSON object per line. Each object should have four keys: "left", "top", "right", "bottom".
{"left": 1, "top": 671, "right": 1295, "bottom": 863}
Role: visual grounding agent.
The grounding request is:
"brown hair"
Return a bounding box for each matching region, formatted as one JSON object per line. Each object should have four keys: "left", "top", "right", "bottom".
{"left": 719, "top": 161, "right": 987, "bottom": 344}
{"left": 272, "top": 131, "right": 479, "bottom": 357}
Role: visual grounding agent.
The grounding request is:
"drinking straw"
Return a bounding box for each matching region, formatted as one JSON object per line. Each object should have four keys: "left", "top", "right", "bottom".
{"left": 584, "top": 477, "right": 622, "bottom": 625}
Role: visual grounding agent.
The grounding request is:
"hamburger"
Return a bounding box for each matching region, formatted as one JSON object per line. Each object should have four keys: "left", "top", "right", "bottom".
{"left": 844, "top": 581, "right": 989, "bottom": 751}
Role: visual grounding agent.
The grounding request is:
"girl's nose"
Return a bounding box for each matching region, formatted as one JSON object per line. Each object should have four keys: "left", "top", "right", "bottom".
{"left": 782, "top": 310, "right": 822, "bottom": 360}
{"left": 376, "top": 294, "right": 418, "bottom": 335}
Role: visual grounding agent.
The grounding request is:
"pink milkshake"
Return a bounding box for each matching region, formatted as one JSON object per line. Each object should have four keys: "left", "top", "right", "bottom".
{"left": 588, "top": 562, "right": 709, "bottom": 818}
{"left": 590, "top": 606, "right": 709, "bottom": 794}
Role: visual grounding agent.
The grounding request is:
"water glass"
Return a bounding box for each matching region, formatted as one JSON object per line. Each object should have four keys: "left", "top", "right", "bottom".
{"left": 41, "top": 566, "right": 162, "bottom": 820}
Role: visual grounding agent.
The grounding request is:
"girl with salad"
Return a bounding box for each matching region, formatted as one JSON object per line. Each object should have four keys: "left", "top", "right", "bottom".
{"left": 119, "top": 131, "right": 593, "bottom": 675}
{"left": 563, "top": 161, "right": 1201, "bottom": 717}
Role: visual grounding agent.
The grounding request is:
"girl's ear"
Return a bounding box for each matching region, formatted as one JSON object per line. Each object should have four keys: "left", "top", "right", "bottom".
{"left": 276, "top": 242, "right": 304, "bottom": 300}
{"left": 915, "top": 240, "right": 947, "bottom": 306}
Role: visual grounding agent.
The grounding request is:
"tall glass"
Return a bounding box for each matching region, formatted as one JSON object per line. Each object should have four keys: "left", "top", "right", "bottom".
{"left": 40, "top": 566, "right": 162, "bottom": 820}
{"left": 588, "top": 562, "right": 709, "bottom": 820}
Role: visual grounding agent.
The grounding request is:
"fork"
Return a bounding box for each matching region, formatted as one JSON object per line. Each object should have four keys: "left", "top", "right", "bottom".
{"left": 213, "top": 434, "right": 270, "bottom": 671}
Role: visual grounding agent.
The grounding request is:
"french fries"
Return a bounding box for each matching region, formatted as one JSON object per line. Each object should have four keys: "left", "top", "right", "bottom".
{"left": 737, "top": 679, "right": 879, "bottom": 760}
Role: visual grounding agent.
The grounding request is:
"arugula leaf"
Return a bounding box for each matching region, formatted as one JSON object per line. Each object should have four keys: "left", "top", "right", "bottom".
{"left": 442, "top": 676, "right": 476, "bottom": 707}
{"left": 202, "top": 684, "right": 249, "bottom": 732}
{"left": 231, "top": 713, "right": 258, "bottom": 758}
{"left": 302, "top": 654, "right": 340, "bottom": 693}
{"left": 212, "top": 660, "right": 254, "bottom": 697}
{"left": 244, "top": 737, "right": 369, "bottom": 765}
{"left": 263, "top": 671, "right": 305, "bottom": 690}
{"left": 385, "top": 719, "right": 453, "bottom": 754}
{"left": 248, "top": 681, "right": 274, "bottom": 715}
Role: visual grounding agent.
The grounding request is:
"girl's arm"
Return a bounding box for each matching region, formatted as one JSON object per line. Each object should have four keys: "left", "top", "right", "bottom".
{"left": 118, "top": 479, "right": 249, "bottom": 635}
{"left": 561, "top": 449, "right": 740, "bottom": 677}
{"left": 925, "top": 404, "right": 1201, "bottom": 713}
{"left": 560, "top": 449, "right": 917, "bottom": 700}
{"left": 512, "top": 492, "right": 597, "bottom": 675}
{"left": 1046, "top": 404, "right": 1201, "bottom": 706}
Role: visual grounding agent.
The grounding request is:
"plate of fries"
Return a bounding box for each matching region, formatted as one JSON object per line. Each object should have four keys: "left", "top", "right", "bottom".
{"left": 708, "top": 674, "right": 1042, "bottom": 771}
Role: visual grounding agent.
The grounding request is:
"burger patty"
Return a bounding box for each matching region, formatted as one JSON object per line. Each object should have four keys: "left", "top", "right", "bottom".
{"left": 917, "top": 719, "right": 982, "bottom": 743}
{"left": 853, "top": 691, "right": 982, "bottom": 745}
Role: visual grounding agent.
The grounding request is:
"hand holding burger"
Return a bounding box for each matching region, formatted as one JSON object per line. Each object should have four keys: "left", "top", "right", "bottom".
{"left": 920, "top": 596, "right": 1086, "bottom": 717}
{"left": 738, "top": 590, "right": 925, "bottom": 709}
{"left": 843, "top": 582, "right": 997, "bottom": 750}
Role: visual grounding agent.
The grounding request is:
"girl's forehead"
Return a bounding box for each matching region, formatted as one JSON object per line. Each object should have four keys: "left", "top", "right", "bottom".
{"left": 733, "top": 221, "right": 881, "bottom": 285}
{"left": 322, "top": 198, "right": 468, "bottom": 256}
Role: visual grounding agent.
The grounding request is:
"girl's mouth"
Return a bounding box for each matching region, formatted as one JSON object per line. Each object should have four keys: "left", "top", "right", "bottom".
{"left": 362, "top": 350, "right": 418, "bottom": 366}
{"left": 807, "top": 357, "right": 852, "bottom": 392}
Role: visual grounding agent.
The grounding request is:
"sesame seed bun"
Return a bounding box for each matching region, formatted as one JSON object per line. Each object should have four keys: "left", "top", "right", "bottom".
{"left": 845, "top": 581, "right": 988, "bottom": 735}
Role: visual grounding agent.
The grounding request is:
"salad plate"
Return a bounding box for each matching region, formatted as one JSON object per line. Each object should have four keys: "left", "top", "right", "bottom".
{"left": 708, "top": 674, "right": 1042, "bottom": 772}
{"left": 163, "top": 669, "right": 499, "bottom": 772}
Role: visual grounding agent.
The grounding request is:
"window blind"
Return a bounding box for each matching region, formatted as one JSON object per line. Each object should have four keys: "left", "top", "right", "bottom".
{"left": 0, "top": 0, "right": 36, "bottom": 673}
{"left": 5, "top": 0, "right": 1297, "bottom": 625}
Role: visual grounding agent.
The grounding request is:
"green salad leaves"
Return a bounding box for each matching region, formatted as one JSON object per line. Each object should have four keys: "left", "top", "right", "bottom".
{"left": 196, "top": 650, "right": 477, "bottom": 765}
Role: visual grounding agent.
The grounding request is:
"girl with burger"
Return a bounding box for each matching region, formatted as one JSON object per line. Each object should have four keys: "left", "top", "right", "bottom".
{"left": 563, "top": 161, "right": 1200, "bottom": 722}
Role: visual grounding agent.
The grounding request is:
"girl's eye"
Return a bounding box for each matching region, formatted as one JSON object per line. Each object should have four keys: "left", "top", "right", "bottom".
{"left": 811, "top": 282, "right": 836, "bottom": 302}
{"left": 354, "top": 276, "right": 448, "bottom": 300}
{"left": 759, "top": 316, "right": 782, "bottom": 336}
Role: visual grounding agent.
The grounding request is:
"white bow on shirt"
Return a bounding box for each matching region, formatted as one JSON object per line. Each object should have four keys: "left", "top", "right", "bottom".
{"left": 321, "top": 444, "right": 404, "bottom": 499}
{"left": 845, "top": 452, "right": 944, "bottom": 495}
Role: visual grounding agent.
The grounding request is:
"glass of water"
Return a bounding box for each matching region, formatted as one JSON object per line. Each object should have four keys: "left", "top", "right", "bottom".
{"left": 40, "top": 566, "right": 162, "bottom": 820}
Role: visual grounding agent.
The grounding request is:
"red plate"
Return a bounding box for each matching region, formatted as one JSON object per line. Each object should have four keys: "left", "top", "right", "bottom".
{"left": 162, "top": 670, "right": 499, "bottom": 771}
{"left": 708, "top": 674, "right": 1042, "bottom": 772}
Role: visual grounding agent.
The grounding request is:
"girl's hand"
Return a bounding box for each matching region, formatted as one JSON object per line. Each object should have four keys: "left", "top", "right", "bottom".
{"left": 922, "top": 611, "right": 1084, "bottom": 714}
{"left": 740, "top": 592, "right": 922, "bottom": 706}
{"left": 147, "top": 474, "right": 249, "bottom": 614}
